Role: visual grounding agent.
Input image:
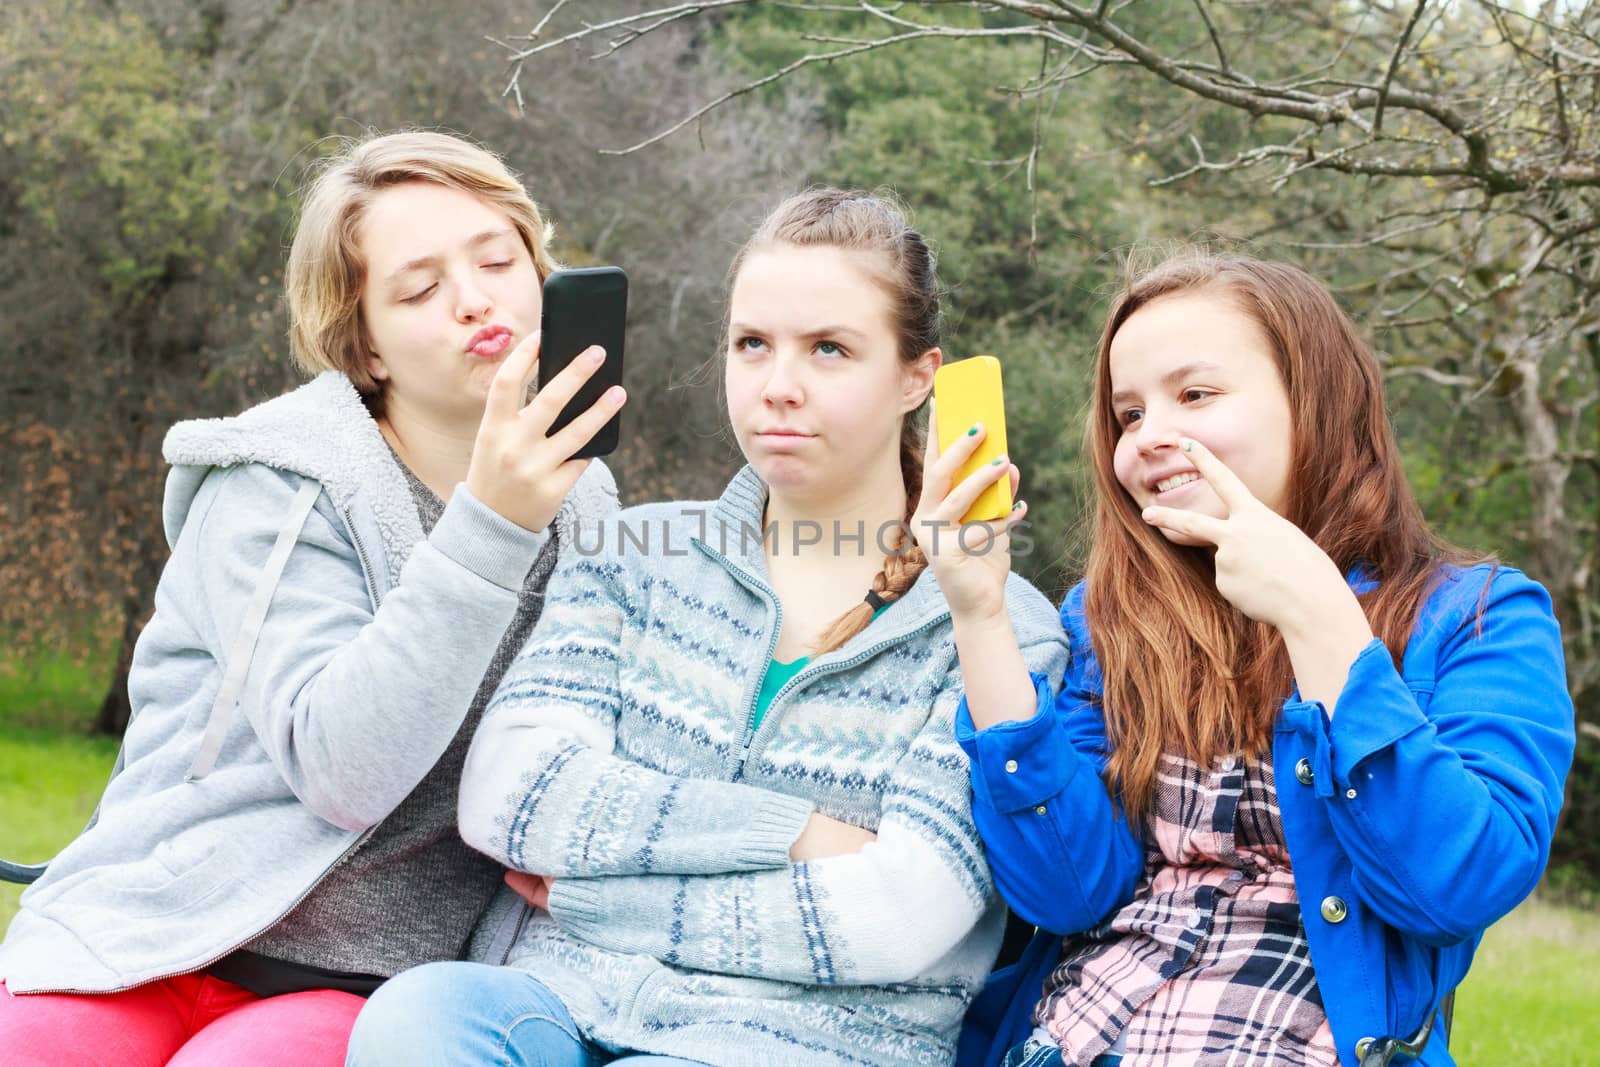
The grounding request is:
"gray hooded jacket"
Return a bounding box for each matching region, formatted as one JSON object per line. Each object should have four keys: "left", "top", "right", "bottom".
{"left": 0, "top": 371, "right": 617, "bottom": 994}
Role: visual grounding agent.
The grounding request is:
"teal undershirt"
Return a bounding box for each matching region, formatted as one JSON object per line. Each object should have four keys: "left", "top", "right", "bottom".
{"left": 752, "top": 604, "right": 888, "bottom": 731}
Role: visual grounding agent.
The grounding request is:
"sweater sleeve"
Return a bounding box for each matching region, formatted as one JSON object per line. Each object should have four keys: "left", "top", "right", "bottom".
{"left": 1280, "top": 566, "right": 1575, "bottom": 944}
{"left": 546, "top": 628, "right": 1069, "bottom": 987}
{"left": 458, "top": 540, "right": 816, "bottom": 878}
{"left": 954, "top": 581, "right": 1145, "bottom": 935}
{"left": 180, "top": 465, "right": 550, "bottom": 831}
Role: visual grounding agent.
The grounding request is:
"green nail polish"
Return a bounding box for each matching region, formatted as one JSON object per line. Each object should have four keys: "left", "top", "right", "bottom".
{"left": 966, "top": 425, "right": 979, "bottom": 437}
{"left": 991, "top": 456, "right": 1006, "bottom": 466}
{"left": 1011, "top": 500, "right": 1023, "bottom": 511}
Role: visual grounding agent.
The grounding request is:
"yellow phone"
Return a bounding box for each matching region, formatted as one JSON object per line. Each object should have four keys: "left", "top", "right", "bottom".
{"left": 933, "top": 355, "right": 1012, "bottom": 523}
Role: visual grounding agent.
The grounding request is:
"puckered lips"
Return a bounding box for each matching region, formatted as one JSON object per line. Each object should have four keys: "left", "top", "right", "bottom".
{"left": 466, "top": 323, "right": 513, "bottom": 358}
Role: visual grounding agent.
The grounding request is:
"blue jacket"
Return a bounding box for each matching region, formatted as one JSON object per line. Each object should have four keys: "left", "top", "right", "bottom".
{"left": 954, "top": 564, "right": 1574, "bottom": 1067}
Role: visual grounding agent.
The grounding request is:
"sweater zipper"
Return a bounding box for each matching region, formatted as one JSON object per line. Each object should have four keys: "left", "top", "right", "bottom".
{"left": 690, "top": 540, "right": 950, "bottom": 782}
{"left": 502, "top": 896, "right": 535, "bottom": 965}
{"left": 749, "top": 612, "right": 949, "bottom": 767}
{"left": 343, "top": 506, "right": 383, "bottom": 608}
{"left": 691, "top": 540, "right": 782, "bottom": 781}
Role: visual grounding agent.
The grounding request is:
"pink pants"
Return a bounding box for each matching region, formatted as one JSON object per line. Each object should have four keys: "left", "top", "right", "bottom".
{"left": 0, "top": 976, "right": 364, "bottom": 1067}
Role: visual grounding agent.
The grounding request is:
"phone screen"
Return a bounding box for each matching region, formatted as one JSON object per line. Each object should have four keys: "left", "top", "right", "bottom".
{"left": 538, "top": 266, "right": 627, "bottom": 459}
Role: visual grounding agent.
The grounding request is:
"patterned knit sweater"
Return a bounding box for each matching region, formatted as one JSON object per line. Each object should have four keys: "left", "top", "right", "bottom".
{"left": 459, "top": 465, "right": 1070, "bottom": 1066}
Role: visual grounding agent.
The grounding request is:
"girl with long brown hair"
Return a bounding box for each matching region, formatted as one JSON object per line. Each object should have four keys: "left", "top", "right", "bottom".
{"left": 914, "top": 250, "right": 1574, "bottom": 1067}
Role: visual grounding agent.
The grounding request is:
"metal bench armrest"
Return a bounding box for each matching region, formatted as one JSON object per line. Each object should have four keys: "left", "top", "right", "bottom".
{"left": 0, "top": 859, "right": 49, "bottom": 885}
{"left": 1357, "top": 990, "right": 1454, "bottom": 1066}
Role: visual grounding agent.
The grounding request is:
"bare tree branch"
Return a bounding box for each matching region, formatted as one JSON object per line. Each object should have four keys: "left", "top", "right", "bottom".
{"left": 592, "top": 21, "right": 1064, "bottom": 156}
{"left": 509, "top": 0, "right": 1600, "bottom": 193}
{"left": 1191, "top": 0, "right": 1231, "bottom": 77}
{"left": 498, "top": 1, "right": 1600, "bottom": 703}
{"left": 1374, "top": 0, "right": 1430, "bottom": 134}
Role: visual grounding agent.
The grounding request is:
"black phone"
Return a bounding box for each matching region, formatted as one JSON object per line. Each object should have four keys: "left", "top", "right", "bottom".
{"left": 538, "top": 266, "right": 627, "bottom": 459}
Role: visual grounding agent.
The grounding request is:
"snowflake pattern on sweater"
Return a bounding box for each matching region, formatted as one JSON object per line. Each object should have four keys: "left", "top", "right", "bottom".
{"left": 459, "top": 465, "right": 1070, "bottom": 1067}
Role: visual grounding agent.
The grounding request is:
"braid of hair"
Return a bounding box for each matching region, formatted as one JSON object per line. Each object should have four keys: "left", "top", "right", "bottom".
{"left": 811, "top": 422, "right": 930, "bottom": 655}
{"left": 810, "top": 529, "right": 928, "bottom": 656}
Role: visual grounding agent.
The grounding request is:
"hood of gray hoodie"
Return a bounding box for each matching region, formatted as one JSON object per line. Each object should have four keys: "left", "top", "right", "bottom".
{"left": 160, "top": 371, "right": 617, "bottom": 584}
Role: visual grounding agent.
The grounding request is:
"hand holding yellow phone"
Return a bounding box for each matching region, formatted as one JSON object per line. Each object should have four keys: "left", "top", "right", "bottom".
{"left": 932, "top": 356, "right": 1011, "bottom": 523}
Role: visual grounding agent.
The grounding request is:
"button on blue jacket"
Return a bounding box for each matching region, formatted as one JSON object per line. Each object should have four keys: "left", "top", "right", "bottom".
{"left": 955, "top": 563, "right": 1574, "bottom": 1067}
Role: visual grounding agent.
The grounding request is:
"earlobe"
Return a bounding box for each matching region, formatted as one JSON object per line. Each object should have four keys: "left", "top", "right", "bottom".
{"left": 903, "top": 347, "right": 942, "bottom": 411}
{"left": 357, "top": 314, "right": 387, "bottom": 383}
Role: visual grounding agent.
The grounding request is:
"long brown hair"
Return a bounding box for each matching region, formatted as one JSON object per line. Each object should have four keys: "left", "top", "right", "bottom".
{"left": 1083, "top": 249, "right": 1482, "bottom": 821}
{"left": 724, "top": 188, "right": 941, "bottom": 654}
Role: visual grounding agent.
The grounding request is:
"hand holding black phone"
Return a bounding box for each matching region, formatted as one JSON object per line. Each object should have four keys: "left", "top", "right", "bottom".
{"left": 538, "top": 266, "right": 627, "bottom": 458}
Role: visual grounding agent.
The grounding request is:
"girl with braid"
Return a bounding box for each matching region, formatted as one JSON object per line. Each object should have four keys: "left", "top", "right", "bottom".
{"left": 346, "top": 189, "right": 1070, "bottom": 1067}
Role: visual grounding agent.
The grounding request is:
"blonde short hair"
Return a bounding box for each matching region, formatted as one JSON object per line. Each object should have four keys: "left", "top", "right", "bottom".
{"left": 286, "top": 130, "right": 560, "bottom": 396}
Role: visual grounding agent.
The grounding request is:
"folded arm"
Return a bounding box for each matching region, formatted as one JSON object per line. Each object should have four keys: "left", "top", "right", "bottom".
{"left": 459, "top": 545, "right": 815, "bottom": 878}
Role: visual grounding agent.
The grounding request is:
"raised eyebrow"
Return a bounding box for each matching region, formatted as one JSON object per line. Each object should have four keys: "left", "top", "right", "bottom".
{"left": 384, "top": 229, "right": 517, "bottom": 285}
{"left": 726, "top": 324, "right": 866, "bottom": 344}
{"left": 798, "top": 325, "right": 867, "bottom": 344}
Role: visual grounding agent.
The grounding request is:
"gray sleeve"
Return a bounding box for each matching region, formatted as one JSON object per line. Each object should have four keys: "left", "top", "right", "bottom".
{"left": 189, "top": 464, "right": 548, "bottom": 830}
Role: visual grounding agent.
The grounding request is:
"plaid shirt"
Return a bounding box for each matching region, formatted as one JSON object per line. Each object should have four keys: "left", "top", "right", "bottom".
{"left": 1035, "top": 752, "right": 1338, "bottom": 1066}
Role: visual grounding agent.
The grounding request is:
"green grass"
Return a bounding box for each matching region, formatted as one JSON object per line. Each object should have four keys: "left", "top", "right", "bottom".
{"left": 1, "top": 726, "right": 1596, "bottom": 1064}
{"left": 0, "top": 642, "right": 114, "bottom": 731}
{"left": 0, "top": 725, "right": 118, "bottom": 925}
{"left": 1454, "top": 903, "right": 1600, "bottom": 1064}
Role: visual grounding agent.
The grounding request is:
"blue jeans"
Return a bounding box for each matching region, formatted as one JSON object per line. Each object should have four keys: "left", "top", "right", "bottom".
{"left": 344, "top": 962, "right": 705, "bottom": 1067}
